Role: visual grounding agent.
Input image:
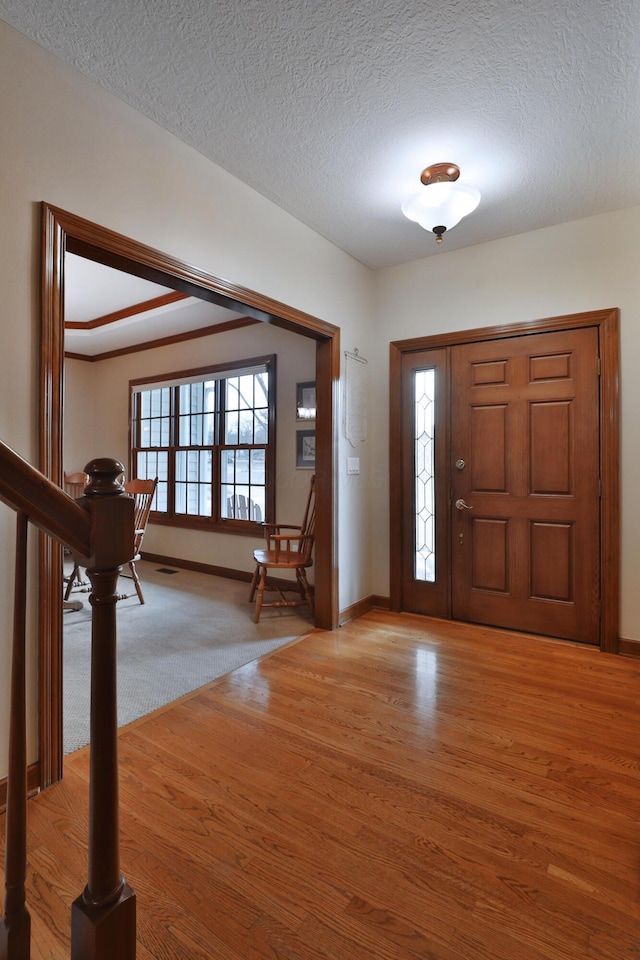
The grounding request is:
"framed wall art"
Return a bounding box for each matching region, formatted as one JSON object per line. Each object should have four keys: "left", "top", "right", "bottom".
{"left": 296, "top": 429, "right": 316, "bottom": 469}
{"left": 296, "top": 381, "right": 316, "bottom": 420}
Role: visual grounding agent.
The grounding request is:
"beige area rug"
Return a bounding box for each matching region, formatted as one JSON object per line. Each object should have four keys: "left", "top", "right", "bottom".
{"left": 63, "top": 560, "right": 314, "bottom": 755}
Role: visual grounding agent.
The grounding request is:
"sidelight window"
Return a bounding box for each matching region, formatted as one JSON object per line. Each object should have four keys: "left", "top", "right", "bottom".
{"left": 414, "top": 368, "right": 435, "bottom": 581}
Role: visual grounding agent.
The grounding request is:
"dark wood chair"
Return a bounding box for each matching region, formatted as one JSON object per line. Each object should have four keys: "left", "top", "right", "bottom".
{"left": 118, "top": 477, "right": 158, "bottom": 604}
{"left": 63, "top": 471, "right": 91, "bottom": 602}
{"left": 64, "top": 470, "right": 89, "bottom": 499}
{"left": 249, "top": 475, "right": 315, "bottom": 623}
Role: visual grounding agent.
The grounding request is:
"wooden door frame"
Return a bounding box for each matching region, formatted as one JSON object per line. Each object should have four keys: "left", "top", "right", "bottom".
{"left": 390, "top": 308, "right": 619, "bottom": 653}
{"left": 39, "top": 202, "right": 340, "bottom": 789}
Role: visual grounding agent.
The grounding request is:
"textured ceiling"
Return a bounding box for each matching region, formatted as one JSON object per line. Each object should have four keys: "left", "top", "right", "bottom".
{"left": 2, "top": 0, "right": 640, "bottom": 269}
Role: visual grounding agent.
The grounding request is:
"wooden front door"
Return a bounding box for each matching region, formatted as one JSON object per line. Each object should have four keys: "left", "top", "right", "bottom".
{"left": 451, "top": 328, "right": 600, "bottom": 643}
{"left": 397, "top": 324, "right": 603, "bottom": 644}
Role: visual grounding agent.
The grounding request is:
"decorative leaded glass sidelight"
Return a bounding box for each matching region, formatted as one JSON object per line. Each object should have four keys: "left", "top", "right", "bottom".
{"left": 414, "top": 368, "right": 435, "bottom": 582}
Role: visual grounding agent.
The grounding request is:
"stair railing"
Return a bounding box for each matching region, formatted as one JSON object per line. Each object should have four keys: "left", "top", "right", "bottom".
{"left": 0, "top": 443, "right": 136, "bottom": 960}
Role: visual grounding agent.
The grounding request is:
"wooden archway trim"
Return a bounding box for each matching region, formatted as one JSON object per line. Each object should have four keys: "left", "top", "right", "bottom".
{"left": 40, "top": 202, "right": 340, "bottom": 789}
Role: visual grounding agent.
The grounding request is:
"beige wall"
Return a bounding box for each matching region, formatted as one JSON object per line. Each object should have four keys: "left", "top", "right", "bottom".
{"left": 0, "top": 19, "right": 374, "bottom": 778}
{"left": 372, "top": 204, "right": 640, "bottom": 640}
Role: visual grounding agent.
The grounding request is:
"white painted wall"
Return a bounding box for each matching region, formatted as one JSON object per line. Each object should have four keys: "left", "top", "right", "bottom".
{"left": 0, "top": 19, "right": 373, "bottom": 778}
{"left": 372, "top": 204, "right": 640, "bottom": 639}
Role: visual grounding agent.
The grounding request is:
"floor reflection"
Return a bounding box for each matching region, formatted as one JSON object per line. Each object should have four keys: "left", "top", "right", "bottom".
{"left": 414, "top": 646, "right": 438, "bottom": 716}
{"left": 230, "top": 659, "right": 272, "bottom": 710}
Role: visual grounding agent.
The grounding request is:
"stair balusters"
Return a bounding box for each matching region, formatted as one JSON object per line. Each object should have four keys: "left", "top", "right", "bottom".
{"left": 0, "top": 448, "right": 136, "bottom": 960}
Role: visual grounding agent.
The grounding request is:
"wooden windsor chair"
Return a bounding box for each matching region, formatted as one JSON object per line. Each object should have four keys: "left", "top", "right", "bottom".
{"left": 63, "top": 471, "right": 90, "bottom": 604}
{"left": 249, "top": 474, "right": 315, "bottom": 623}
{"left": 118, "top": 477, "right": 158, "bottom": 604}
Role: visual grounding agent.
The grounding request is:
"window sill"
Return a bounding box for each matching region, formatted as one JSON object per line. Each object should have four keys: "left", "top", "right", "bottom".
{"left": 148, "top": 514, "right": 265, "bottom": 537}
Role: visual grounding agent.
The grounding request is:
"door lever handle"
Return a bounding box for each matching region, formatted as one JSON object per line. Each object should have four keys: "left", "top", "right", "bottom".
{"left": 455, "top": 498, "right": 474, "bottom": 511}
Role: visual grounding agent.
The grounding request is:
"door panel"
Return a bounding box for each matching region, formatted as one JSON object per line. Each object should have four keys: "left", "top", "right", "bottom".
{"left": 530, "top": 521, "right": 572, "bottom": 600}
{"left": 471, "top": 518, "right": 509, "bottom": 591}
{"left": 470, "top": 404, "right": 508, "bottom": 491}
{"left": 530, "top": 402, "right": 571, "bottom": 493}
{"left": 451, "top": 328, "right": 600, "bottom": 643}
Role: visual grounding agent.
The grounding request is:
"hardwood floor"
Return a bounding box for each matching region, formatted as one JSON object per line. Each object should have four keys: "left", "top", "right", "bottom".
{"left": 3, "top": 611, "right": 640, "bottom": 959}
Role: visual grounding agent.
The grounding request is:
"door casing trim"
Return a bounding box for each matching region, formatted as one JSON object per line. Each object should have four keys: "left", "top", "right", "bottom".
{"left": 389, "top": 308, "right": 620, "bottom": 652}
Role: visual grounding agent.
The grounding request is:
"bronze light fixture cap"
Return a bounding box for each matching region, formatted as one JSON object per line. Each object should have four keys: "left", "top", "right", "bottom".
{"left": 420, "top": 163, "right": 461, "bottom": 186}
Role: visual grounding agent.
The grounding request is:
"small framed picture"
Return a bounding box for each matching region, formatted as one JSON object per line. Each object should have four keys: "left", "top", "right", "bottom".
{"left": 296, "top": 381, "right": 316, "bottom": 420}
{"left": 296, "top": 430, "right": 316, "bottom": 469}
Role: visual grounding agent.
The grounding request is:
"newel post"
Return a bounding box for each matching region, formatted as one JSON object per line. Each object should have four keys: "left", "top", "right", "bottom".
{"left": 70, "top": 459, "right": 136, "bottom": 960}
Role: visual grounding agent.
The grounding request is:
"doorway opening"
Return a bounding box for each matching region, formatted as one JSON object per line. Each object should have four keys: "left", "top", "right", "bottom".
{"left": 40, "top": 202, "right": 340, "bottom": 789}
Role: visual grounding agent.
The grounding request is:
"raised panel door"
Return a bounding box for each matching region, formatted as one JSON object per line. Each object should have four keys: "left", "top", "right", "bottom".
{"left": 451, "top": 328, "right": 600, "bottom": 642}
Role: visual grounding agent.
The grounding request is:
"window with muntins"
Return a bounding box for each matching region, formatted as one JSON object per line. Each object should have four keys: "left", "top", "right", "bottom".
{"left": 131, "top": 356, "right": 275, "bottom": 532}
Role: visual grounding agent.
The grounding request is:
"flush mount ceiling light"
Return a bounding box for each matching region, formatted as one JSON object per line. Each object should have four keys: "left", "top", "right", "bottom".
{"left": 401, "top": 163, "right": 481, "bottom": 243}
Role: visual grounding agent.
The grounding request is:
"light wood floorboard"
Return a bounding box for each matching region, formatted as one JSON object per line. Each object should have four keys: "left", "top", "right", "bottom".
{"left": 3, "top": 611, "right": 640, "bottom": 959}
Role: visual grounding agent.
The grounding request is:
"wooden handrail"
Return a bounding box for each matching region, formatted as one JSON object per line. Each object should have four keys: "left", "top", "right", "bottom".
{"left": 1, "top": 449, "right": 137, "bottom": 960}
{"left": 0, "top": 441, "right": 91, "bottom": 558}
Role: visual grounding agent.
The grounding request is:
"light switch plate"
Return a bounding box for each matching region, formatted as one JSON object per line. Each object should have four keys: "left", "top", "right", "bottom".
{"left": 347, "top": 457, "right": 360, "bottom": 475}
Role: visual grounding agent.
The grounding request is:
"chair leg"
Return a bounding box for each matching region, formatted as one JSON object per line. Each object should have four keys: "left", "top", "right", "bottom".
{"left": 64, "top": 563, "right": 79, "bottom": 601}
{"left": 253, "top": 566, "right": 266, "bottom": 623}
{"left": 248, "top": 564, "right": 260, "bottom": 602}
{"left": 298, "top": 568, "right": 314, "bottom": 615}
{"left": 129, "top": 560, "right": 145, "bottom": 604}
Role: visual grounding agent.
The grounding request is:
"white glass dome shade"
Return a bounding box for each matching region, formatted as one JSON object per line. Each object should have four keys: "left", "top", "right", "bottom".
{"left": 401, "top": 163, "right": 481, "bottom": 241}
